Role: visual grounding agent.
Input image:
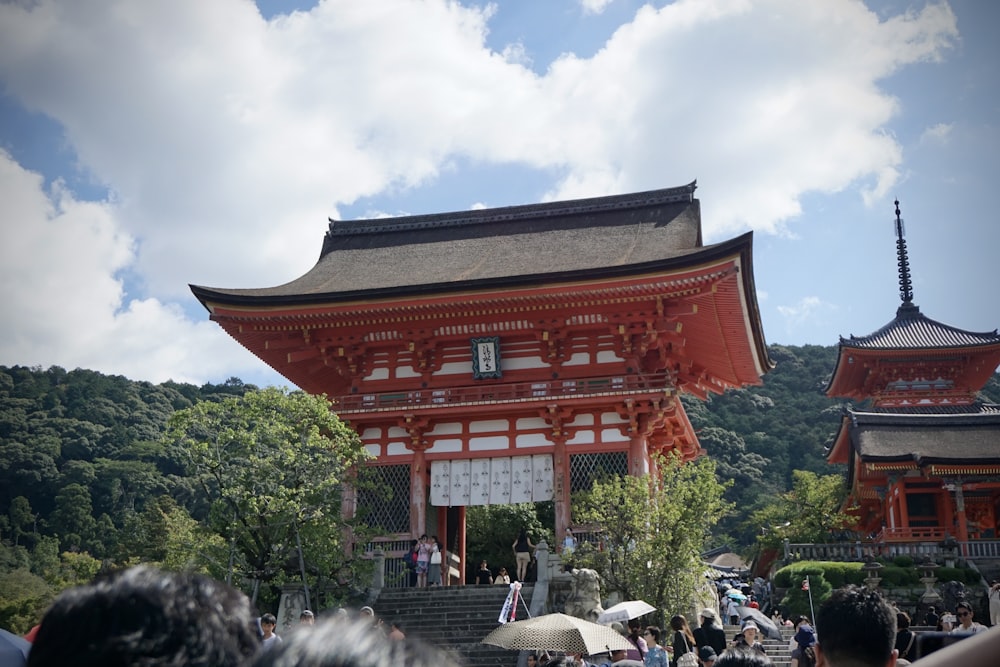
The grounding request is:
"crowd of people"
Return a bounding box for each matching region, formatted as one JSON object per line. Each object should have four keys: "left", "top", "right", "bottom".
{"left": 18, "top": 564, "right": 454, "bottom": 667}
{"left": 12, "top": 561, "right": 998, "bottom": 667}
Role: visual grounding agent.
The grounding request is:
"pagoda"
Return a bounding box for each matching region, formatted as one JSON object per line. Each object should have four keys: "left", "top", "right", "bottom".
{"left": 826, "top": 201, "right": 1000, "bottom": 550}
{"left": 192, "top": 182, "right": 772, "bottom": 578}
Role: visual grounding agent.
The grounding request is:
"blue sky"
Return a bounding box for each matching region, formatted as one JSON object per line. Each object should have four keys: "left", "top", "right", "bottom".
{"left": 0, "top": 0, "right": 996, "bottom": 389}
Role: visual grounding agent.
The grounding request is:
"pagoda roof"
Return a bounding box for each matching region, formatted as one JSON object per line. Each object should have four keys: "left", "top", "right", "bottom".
{"left": 827, "top": 406, "right": 1000, "bottom": 467}
{"left": 192, "top": 182, "right": 708, "bottom": 306}
{"left": 838, "top": 303, "right": 1000, "bottom": 351}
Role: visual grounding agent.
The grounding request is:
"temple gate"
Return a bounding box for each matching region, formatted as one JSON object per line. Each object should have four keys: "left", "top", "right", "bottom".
{"left": 192, "top": 182, "right": 772, "bottom": 579}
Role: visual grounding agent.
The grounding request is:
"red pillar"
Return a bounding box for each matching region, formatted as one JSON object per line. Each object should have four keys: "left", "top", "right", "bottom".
{"left": 410, "top": 446, "right": 427, "bottom": 537}
{"left": 456, "top": 505, "right": 467, "bottom": 585}
{"left": 553, "top": 436, "right": 571, "bottom": 547}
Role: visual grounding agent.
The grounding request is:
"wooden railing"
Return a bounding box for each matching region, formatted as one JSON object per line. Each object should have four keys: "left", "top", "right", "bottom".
{"left": 333, "top": 372, "right": 673, "bottom": 413}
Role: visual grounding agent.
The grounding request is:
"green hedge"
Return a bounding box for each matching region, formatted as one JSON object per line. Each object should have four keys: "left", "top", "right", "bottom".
{"left": 774, "top": 560, "right": 978, "bottom": 591}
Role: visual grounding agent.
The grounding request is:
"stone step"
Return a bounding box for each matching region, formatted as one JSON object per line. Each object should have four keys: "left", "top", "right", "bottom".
{"left": 373, "top": 585, "right": 531, "bottom": 667}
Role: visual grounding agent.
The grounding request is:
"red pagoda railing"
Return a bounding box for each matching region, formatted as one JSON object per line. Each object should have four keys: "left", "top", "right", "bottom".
{"left": 332, "top": 371, "right": 674, "bottom": 414}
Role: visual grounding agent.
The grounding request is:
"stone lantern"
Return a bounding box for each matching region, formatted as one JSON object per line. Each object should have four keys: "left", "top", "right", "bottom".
{"left": 862, "top": 556, "right": 883, "bottom": 589}
{"left": 918, "top": 556, "right": 941, "bottom": 605}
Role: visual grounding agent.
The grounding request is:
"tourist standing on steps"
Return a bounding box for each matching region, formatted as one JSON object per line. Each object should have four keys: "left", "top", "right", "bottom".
{"left": 494, "top": 567, "right": 512, "bottom": 585}
{"left": 512, "top": 528, "right": 536, "bottom": 582}
{"left": 415, "top": 534, "right": 433, "bottom": 588}
{"left": 475, "top": 560, "right": 494, "bottom": 585}
{"left": 405, "top": 539, "right": 419, "bottom": 587}
{"left": 693, "top": 608, "right": 726, "bottom": 657}
{"left": 989, "top": 580, "right": 1000, "bottom": 626}
{"left": 427, "top": 536, "right": 442, "bottom": 587}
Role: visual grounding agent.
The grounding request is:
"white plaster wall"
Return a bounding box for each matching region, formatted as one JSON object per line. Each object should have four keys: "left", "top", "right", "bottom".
{"left": 469, "top": 435, "right": 510, "bottom": 451}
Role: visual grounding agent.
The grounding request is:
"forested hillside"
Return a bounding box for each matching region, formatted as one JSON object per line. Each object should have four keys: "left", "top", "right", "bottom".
{"left": 1, "top": 350, "right": 998, "bottom": 626}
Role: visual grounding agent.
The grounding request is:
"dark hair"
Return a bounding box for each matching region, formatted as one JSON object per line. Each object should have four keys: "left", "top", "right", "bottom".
{"left": 713, "top": 649, "right": 773, "bottom": 667}
{"left": 896, "top": 611, "right": 910, "bottom": 630}
{"left": 27, "top": 565, "right": 258, "bottom": 667}
{"left": 816, "top": 586, "right": 896, "bottom": 667}
{"left": 252, "top": 617, "right": 462, "bottom": 667}
{"left": 645, "top": 625, "right": 661, "bottom": 643}
{"left": 670, "top": 615, "right": 696, "bottom": 648}
{"left": 261, "top": 613, "right": 277, "bottom": 625}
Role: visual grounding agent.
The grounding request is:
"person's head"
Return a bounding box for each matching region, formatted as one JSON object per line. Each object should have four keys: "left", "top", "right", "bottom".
{"left": 895, "top": 611, "right": 909, "bottom": 631}
{"left": 700, "top": 607, "right": 720, "bottom": 627}
{"left": 359, "top": 606, "right": 375, "bottom": 622}
{"left": 251, "top": 617, "right": 462, "bottom": 667}
{"left": 712, "top": 650, "right": 772, "bottom": 667}
{"left": 527, "top": 652, "right": 538, "bottom": 667}
{"left": 815, "top": 586, "right": 897, "bottom": 667}
{"left": 27, "top": 565, "right": 258, "bottom": 667}
{"left": 643, "top": 625, "right": 661, "bottom": 645}
{"left": 740, "top": 621, "right": 758, "bottom": 642}
{"left": 629, "top": 619, "right": 642, "bottom": 636}
{"left": 480, "top": 560, "right": 489, "bottom": 569}
{"left": 955, "top": 601, "right": 975, "bottom": 627}
{"left": 699, "top": 646, "right": 718, "bottom": 666}
{"left": 419, "top": 533, "right": 427, "bottom": 542}
{"left": 300, "top": 610, "right": 315, "bottom": 625}
{"left": 261, "top": 613, "right": 277, "bottom": 636}
{"left": 791, "top": 615, "right": 807, "bottom": 627}
{"left": 669, "top": 615, "right": 687, "bottom": 632}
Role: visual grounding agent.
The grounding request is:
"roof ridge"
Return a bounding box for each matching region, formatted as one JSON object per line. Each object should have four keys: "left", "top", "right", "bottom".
{"left": 324, "top": 181, "right": 697, "bottom": 238}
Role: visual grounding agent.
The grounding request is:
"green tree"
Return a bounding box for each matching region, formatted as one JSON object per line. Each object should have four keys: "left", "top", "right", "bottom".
{"left": 49, "top": 483, "right": 97, "bottom": 552}
{"left": 570, "top": 454, "right": 730, "bottom": 625}
{"left": 466, "top": 502, "right": 554, "bottom": 581}
{"left": 750, "top": 470, "right": 857, "bottom": 550}
{"left": 8, "top": 496, "right": 34, "bottom": 546}
{"left": 164, "top": 387, "right": 372, "bottom": 605}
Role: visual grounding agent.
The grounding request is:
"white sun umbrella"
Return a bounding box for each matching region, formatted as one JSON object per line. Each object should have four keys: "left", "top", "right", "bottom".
{"left": 596, "top": 600, "right": 656, "bottom": 625}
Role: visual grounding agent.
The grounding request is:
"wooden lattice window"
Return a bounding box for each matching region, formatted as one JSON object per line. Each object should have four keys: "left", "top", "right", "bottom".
{"left": 357, "top": 464, "right": 411, "bottom": 534}
{"left": 569, "top": 451, "right": 627, "bottom": 493}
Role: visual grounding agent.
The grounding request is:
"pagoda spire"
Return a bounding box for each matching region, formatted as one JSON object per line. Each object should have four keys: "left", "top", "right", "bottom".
{"left": 894, "top": 199, "right": 918, "bottom": 316}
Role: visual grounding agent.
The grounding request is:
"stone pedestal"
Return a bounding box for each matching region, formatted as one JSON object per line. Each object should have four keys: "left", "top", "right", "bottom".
{"left": 276, "top": 584, "right": 308, "bottom": 634}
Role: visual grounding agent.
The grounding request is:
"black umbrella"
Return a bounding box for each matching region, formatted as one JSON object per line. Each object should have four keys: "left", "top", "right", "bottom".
{"left": 0, "top": 629, "right": 30, "bottom": 667}
{"left": 735, "top": 606, "right": 782, "bottom": 641}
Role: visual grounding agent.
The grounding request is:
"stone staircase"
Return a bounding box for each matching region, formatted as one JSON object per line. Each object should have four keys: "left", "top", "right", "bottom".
{"left": 372, "top": 585, "right": 533, "bottom": 667}
{"left": 372, "top": 586, "right": 800, "bottom": 667}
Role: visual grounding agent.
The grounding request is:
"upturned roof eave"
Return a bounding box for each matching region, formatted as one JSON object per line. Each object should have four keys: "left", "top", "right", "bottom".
{"left": 191, "top": 232, "right": 754, "bottom": 312}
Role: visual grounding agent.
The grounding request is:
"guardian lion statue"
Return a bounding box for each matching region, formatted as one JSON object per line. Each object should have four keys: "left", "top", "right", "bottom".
{"left": 564, "top": 567, "right": 604, "bottom": 622}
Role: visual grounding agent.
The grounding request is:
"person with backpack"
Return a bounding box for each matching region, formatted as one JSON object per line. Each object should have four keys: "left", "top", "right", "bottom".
{"left": 790, "top": 615, "right": 816, "bottom": 667}
{"left": 404, "top": 539, "right": 418, "bottom": 587}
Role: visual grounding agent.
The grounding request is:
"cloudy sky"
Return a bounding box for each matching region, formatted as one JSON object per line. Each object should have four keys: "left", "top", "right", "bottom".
{"left": 1, "top": 0, "right": 996, "bottom": 389}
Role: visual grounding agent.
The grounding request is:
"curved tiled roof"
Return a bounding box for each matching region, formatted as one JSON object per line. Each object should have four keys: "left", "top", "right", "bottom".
{"left": 840, "top": 303, "right": 1000, "bottom": 350}
{"left": 192, "top": 182, "right": 708, "bottom": 305}
{"left": 846, "top": 409, "right": 1000, "bottom": 464}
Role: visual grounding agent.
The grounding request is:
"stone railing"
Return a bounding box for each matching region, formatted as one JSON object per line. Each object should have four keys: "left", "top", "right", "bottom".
{"left": 784, "top": 538, "right": 1000, "bottom": 563}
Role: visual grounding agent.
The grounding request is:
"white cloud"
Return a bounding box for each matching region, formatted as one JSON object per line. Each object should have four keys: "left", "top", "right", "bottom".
{"left": 0, "top": 0, "right": 962, "bottom": 383}
{"left": 777, "top": 296, "right": 835, "bottom": 328}
{"left": 0, "top": 151, "right": 266, "bottom": 384}
{"left": 919, "top": 122, "right": 953, "bottom": 145}
{"left": 579, "top": 0, "right": 615, "bottom": 16}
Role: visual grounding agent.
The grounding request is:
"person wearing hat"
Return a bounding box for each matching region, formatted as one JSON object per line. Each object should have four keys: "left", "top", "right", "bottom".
{"left": 697, "top": 646, "right": 717, "bottom": 666}
{"left": 731, "top": 621, "right": 766, "bottom": 655}
{"left": 299, "top": 609, "right": 315, "bottom": 626}
{"left": 951, "top": 601, "right": 987, "bottom": 634}
{"left": 693, "top": 608, "right": 726, "bottom": 656}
